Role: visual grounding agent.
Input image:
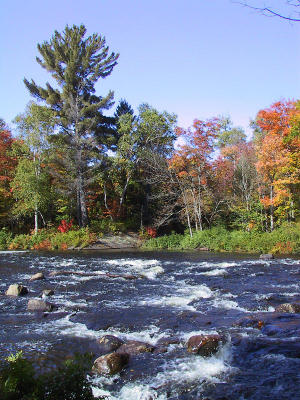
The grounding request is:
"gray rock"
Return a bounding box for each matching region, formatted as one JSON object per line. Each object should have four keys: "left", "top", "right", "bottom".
{"left": 187, "top": 334, "right": 222, "bottom": 356}
{"left": 275, "top": 303, "right": 300, "bottom": 313}
{"left": 29, "top": 272, "right": 45, "bottom": 281}
{"left": 27, "top": 299, "right": 55, "bottom": 312}
{"left": 97, "top": 335, "right": 124, "bottom": 353}
{"left": 6, "top": 284, "right": 28, "bottom": 296}
{"left": 259, "top": 254, "right": 274, "bottom": 260}
{"left": 92, "top": 352, "right": 129, "bottom": 375}
{"left": 116, "top": 340, "right": 155, "bottom": 355}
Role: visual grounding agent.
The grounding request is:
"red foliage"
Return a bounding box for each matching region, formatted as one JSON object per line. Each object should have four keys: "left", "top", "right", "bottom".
{"left": 58, "top": 219, "right": 73, "bottom": 233}
{"left": 145, "top": 226, "right": 157, "bottom": 238}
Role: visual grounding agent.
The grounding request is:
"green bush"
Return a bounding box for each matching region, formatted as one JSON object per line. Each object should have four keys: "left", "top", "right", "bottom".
{"left": 0, "top": 351, "right": 95, "bottom": 400}
{"left": 90, "top": 219, "right": 126, "bottom": 234}
{"left": 8, "top": 228, "right": 96, "bottom": 251}
{"left": 144, "top": 223, "right": 300, "bottom": 254}
{"left": 0, "top": 228, "right": 13, "bottom": 250}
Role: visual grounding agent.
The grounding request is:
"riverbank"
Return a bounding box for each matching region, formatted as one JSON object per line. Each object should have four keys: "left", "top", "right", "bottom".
{"left": 143, "top": 224, "right": 300, "bottom": 255}
{"left": 1, "top": 223, "right": 299, "bottom": 254}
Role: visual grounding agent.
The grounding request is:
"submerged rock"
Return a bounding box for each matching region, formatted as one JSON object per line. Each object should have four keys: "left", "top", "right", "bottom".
{"left": 187, "top": 334, "right": 222, "bottom": 356}
{"left": 259, "top": 254, "right": 274, "bottom": 260}
{"left": 6, "top": 284, "right": 28, "bottom": 296}
{"left": 275, "top": 303, "right": 300, "bottom": 313}
{"left": 234, "top": 315, "right": 265, "bottom": 329}
{"left": 97, "top": 335, "right": 124, "bottom": 353}
{"left": 41, "top": 289, "right": 54, "bottom": 297}
{"left": 116, "top": 340, "right": 155, "bottom": 355}
{"left": 29, "top": 272, "right": 45, "bottom": 281}
{"left": 92, "top": 352, "right": 129, "bottom": 375}
{"left": 27, "top": 299, "right": 55, "bottom": 312}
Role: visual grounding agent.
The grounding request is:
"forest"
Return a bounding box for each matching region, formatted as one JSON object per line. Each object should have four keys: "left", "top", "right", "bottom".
{"left": 0, "top": 24, "right": 299, "bottom": 253}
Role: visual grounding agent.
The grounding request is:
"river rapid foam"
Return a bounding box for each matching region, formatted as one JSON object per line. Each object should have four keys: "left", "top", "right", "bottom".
{"left": 0, "top": 250, "right": 300, "bottom": 399}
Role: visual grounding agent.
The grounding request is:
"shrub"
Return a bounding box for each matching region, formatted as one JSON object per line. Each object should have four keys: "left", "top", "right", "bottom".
{"left": 0, "top": 228, "right": 13, "bottom": 250}
{"left": 0, "top": 351, "right": 95, "bottom": 400}
{"left": 143, "top": 223, "right": 300, "bottom": 254}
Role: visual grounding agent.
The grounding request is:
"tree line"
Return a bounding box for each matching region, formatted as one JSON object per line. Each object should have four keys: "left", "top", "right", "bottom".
{"left": 0, "top": 24, "right": 299, "bottom": 236}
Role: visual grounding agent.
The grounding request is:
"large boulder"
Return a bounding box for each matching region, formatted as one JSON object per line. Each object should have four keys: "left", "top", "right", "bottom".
{"left": 29, "top": 272, "right": 45, "bottom": 281}
{"left": 275, "top": 303, "right": 300, "bottom": 313}
{"left": 116, "top": 340, "right": 155, "bottom": 355}
{"left": 6, "top": 284, "right": 28, "bottom": 296}
{"left": 259, "top": 254, "right": 274, "bottom": 260}
{"left": 92, "top": 352, "right": 129, "bottom": 375}
{"left": 97, "top": 335, "right": 124, "bottom": 353}
{"left": 187, "top": 334, "right": 222, "bottom": 356}
{"left": 27, "top": 299, "right": 55, "bottom": 312}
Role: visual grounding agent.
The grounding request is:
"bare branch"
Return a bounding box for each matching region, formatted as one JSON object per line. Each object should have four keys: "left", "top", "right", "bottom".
{"left": 233, "top": 0, "right": 300, "bottom": 21}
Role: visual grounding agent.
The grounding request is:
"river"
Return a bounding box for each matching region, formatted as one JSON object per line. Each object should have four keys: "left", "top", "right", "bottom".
{"left": 1, "top": 250, "right": 300, "bottom": 399}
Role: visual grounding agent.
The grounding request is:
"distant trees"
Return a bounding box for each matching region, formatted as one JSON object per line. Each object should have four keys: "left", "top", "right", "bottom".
{"left": 24, "top": 24, "right": 119, "bottom": 227}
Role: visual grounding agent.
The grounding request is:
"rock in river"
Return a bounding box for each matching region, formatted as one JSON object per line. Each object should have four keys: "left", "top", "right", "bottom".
{"left": 275, "top": 303, "right": 300, "bottom": 313}
{"left": 93, "top": 352, "right": 129, "bottom": 375}
{"left": 41, "top": 289, "right": 54, "bottom": 298}
{"left": 116, "top": 340, "right": 155, "bottom": 355}
{"left": 187, "top": 334, "right": 222, "bottom": 356}
{"left": 259, "top": 254, "right": 274, "bottom": 260}
{"left": 6, "top": 284, "right": 28, "bottom": 296}
{"left": 29, "top": 272, "right": 45, "bottom": 281}
{"left": 97, "top": 335, "right": 124, "bottom": 353}
{"left": 27, "top": 299, "right": 55, "bottom": 312}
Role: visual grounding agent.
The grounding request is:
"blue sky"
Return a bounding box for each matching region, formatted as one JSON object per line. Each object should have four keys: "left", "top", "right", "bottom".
{"left": 1, "top": 0, "right": 299, "bottom": 137}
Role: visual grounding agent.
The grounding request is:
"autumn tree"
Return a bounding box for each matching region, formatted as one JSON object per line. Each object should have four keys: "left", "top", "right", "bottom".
{"left": 0, "top": 120, "right": 17, "bottom": 225}
{"left": 255, "top": 100, "right": 299, "bottom": 230}
{"left": 24, "top": 24, "right": 119, "bottom": 227}
{"left": 169, "top": 118, "right": 221, "bottom": 235}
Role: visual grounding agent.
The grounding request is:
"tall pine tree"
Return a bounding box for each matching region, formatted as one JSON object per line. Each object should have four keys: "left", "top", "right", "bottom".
{"left": 24, "top": 24, "right": 119, "bottom": 227}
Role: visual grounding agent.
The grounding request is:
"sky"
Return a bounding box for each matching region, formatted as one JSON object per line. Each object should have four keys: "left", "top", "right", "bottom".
{"left": 1, "top": 0, "right": 300, "bottom": 137}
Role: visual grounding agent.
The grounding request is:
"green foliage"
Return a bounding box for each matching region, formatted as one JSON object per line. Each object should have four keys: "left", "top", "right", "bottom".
{"left": 0, "top": 351, "right": 95, "bottom": 400}
{"left": 0, "top": 228, "right": 13, "bottom": 250}
{"left": 90, "top": 219, "right": 127, "bottom": 234}
{"left": 144, "top": 223, "right": 300, "bottom": 254}
{"left": 144, "top": 232, "right": 183, "bottom": 249}
{"left": 8, "top": 228, "right": 96, "bottom": 250}
{"left": 0, "top": 351, "right": 36, "bottom": 400}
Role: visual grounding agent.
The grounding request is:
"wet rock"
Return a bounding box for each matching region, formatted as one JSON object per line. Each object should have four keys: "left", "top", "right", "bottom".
{"left": 41, "top": 289, "right": 54, "bottom": 297}
{"left": 156, "top": 336, "right": 181, "bottom": 346}
{"left": 97, "top": 335, "right": 124, "bottom": 353}
{"left": 234, "top": 315, "right": 265, "bottom": 329}
{"left": 6, "top": 284, "right": 28, "bottom": 296}
{"left": 27, "top": 299, "right": 55, "bottom": 312}
{"left": 275, "top": 303, "right": 300, "bottom": 313}
{"left": 92, "top": 352, "right": 129, "bottom": 375}
{"left": 259, "top": 254, "right": 274, "bottom": 260}
{"left": 187, "top": 334, "right": 222, "bottom": 356}
{"left": 153, "top": 346, "right": 168, "bottom": 354}
{"left": 116, "top": 340, "right": 155, "bottom": 355}
{"left": 29, "top": 272, "right": 45, "bottom": 281}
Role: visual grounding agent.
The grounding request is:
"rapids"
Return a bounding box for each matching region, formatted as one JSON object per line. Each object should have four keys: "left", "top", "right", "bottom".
{"left": 0, "top": 250, "right": 300, "bottom": 399}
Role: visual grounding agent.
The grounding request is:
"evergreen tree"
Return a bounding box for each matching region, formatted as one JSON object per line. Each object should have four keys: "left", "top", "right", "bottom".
{"left": 24, "top": 24, "right": 119, "bottom": 227}
{"left": 114, "top": 99, "right": 134, "bottom": 120}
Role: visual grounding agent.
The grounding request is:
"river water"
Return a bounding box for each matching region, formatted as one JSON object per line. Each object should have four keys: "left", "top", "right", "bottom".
{"left": 0, "top": 250, "right": 300, "bottom": 399}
